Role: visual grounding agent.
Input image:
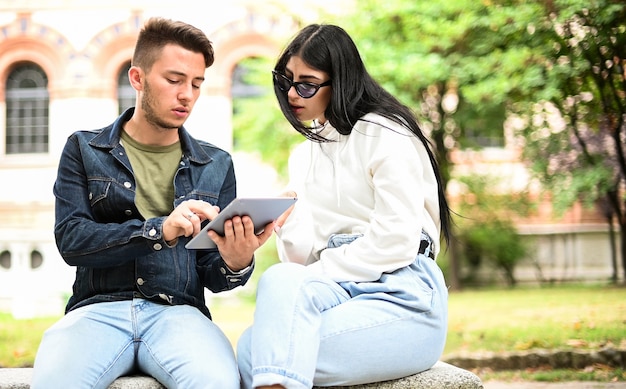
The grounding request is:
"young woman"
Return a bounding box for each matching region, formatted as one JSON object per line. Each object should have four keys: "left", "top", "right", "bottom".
{"left": 237, "top": 24, "right": 452, "bottom": 389}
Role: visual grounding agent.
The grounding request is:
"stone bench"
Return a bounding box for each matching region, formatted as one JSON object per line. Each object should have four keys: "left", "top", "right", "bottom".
{"left": 0, "top": 361, "right": 483, "bottom": 388}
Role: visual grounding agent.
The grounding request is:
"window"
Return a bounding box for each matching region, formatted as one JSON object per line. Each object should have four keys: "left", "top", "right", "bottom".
{"left": 5, "top": 63, "right": 49, "bottom": 154}
{"left": 117, "top": 62, "right": 134, "bottom": 114}
{"left": 231, "top": 61, "right": 266, "bottom": 100}
{"left": 0, "top": 250, "right": 10, "bottom": 269}
{"left": 30, "top": 250, "right": 43, "bottom": 269}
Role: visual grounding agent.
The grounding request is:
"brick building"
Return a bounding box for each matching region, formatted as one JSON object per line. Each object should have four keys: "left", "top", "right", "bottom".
{"left": 0, "top": 0, "right": 347, "bottom": 317}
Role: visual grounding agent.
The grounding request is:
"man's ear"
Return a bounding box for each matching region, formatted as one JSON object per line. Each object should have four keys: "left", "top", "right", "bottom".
{"left": 128, "top": 66, "right": 143, "bottom": 91}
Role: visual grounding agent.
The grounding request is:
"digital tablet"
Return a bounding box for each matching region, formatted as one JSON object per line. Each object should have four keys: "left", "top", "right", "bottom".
{"left": 185, "top": 197, "right": 298, "bottom": 249}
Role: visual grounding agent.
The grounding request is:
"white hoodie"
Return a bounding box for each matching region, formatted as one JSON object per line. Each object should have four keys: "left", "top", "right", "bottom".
{"left": 276, "top": 113, "right": 441, "bottom": 283}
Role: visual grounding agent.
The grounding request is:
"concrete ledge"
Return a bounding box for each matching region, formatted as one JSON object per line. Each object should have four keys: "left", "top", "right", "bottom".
{"left": 0, "top": 369, "right": 166, "bottom": 389}
{"left": 313, "top": 361, "right": 484, "bottom": 389}
{"left": 0, "top": 361, "right": 483, "bottom": 388}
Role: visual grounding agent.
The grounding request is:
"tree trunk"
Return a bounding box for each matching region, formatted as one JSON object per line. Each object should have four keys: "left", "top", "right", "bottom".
{"left": 429, "top": 82, "right": 461, "bottom": 290}
{"left": 619, "top": 220, "right": 626, "bottom": 284}
{"left": 599, "top": 196, "right": 618, "bottom": 283}
{"left": 447, "top": 229, "right": 462, "bottom": 290}
{"left": 608, "top": 219, "right": 617, "bottom": 283}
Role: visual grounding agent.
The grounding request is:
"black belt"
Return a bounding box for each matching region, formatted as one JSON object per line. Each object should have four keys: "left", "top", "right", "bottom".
{"left": 418, "top": 232, "right": 435, "bottom": 260}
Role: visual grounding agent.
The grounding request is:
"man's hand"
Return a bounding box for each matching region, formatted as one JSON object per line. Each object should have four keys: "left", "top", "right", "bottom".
{"left": 162, "top": 199, "right": 220, "bottom": 244}
{"left": 208, "top": 216, "right": 274, "bottom": 271}
{"left": 163, "top": 199, "right": 276, "bottom": 271}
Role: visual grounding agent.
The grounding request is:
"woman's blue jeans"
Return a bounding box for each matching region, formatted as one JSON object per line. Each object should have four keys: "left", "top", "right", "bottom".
{"left": 237, "top": 243, "right": 448, "bottom": 389}
{"left": 31, "top": 298, "right": 239, "bottom": 389}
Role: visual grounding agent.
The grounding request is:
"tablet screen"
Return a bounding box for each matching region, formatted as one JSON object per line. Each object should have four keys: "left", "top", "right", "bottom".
{"left": 185, "top": 197, "right": 297, "bottom": 249}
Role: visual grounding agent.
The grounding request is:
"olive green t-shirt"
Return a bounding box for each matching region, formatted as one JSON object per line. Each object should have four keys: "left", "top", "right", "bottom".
{"left": 120, "top": 130, "right": 182, "bottom": 219}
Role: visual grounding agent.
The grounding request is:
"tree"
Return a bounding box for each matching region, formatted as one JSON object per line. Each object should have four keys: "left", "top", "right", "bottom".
{"left": 342, "top": 0, "right": 545, "bottom": 288}
{"left": 344, "top": 0, "right": 626, "bottom": 284}
{"left": 232, "top": 57, "right": 302, "bottom": 179}
{"left": 233, "top": 1, "right": 626, "bottom": 284}
{"left": 455, "top": 173, "right": 532, "bottom": 286}
{"left": 512, "top": 0, "right": 626, "bottom": 282}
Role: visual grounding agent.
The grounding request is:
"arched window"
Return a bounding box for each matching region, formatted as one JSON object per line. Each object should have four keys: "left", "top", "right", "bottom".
{"left": 231, "top": 61, "right": 266, "bottom": 100}
{"left": 5, "top": 63, "right": 49, "bottom": 154}
{"left": 117, "top": 62, "right": 134, "bottom": 114}
{"left": 30, "top": 250, "right": 43, "bottom": 269}
{"left": 0, "top": 250, "right": 11, "bottom": 269}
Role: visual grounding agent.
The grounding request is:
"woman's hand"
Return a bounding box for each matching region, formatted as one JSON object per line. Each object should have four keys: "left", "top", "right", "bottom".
{"left": 274, "top": 191, "right": 297, "bottom": 232}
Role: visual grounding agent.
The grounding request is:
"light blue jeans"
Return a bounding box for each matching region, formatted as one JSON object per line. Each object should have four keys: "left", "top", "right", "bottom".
{"left": 237, "top": 234, "right": 448, "bottom": 389}
{"left": 31, "top": 298, "right": 239, "bottom": 389}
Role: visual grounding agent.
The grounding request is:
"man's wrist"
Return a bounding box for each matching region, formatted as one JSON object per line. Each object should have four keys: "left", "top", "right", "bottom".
{"left": 222, "top": 258, "right": 254, "bottom": 275}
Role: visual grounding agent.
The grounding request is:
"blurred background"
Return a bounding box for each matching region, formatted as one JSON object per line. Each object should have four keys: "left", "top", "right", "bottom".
{"left": 0, "top": 0, "right": 624, "bottom": 320}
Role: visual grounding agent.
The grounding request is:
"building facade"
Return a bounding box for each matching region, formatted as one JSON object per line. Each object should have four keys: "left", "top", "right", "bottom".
{"left": 0, "top": 0, "right": 620, "bottom": 318}
{"left": 0, "top": 0, "right": 348, "bottom": 317}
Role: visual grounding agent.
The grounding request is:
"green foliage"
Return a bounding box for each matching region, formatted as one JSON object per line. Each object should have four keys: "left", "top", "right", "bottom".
{"left": 345, "top": 0, "right": 625, "bottom": 233}
{"left": 511, "top": 0, "right": 626, "bottom": 219}
{"left": 342, "top": 0, "right": 625, "bottom": 281}
{"left": 339, "top": 0, "right": 566, "bottom": 210}
{"left": 456, "top": 173, "right": 535, "bottom": 217}
{"left": 228, "top": 1, "right": 626, "bottom": 289}
{"left": 546, "top": 165, "right": 614, "bottom": 216}
{"left": 454, "top": 173, "right": 533, "bottom": 285}
{"left": 231, "top": 57, "right": 303, "bottom": 180}
{"left": 458, "top": 219, "right": 528, "bottom": 286}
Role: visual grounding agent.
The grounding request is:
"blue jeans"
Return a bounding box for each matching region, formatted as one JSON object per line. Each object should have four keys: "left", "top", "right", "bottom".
{"left": 31, "top": 299, "right": 239, "bottom": 389}
{"left": 237, "top": 235, "right": 448, "bottom": 389}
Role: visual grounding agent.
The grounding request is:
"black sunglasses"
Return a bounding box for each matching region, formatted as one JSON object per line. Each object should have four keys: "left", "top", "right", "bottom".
{"left": 272, "top": 71, "right": 331, "bottom": 99}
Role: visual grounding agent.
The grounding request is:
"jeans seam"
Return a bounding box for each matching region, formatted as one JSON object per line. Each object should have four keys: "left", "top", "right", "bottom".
{"left": 94, "top": 340, "right": 134, "bottom": 389}
{"left": 319, "top": 311, "right": 421, "bottom": 340}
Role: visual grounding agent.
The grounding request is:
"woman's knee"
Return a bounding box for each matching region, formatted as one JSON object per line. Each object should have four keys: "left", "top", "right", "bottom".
{"left": 236, "top": 327, "right": 253, "bottom": 388}
{"left": 236, "top": 327, "right": 252, "bottom": 366}
{"left": 258, "top": 262, "right": 307, "bottom": 291}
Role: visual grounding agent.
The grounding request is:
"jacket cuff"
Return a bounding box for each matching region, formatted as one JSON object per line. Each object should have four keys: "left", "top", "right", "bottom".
{"left": 221, "top": 257, "right": 255, "bottom": 284}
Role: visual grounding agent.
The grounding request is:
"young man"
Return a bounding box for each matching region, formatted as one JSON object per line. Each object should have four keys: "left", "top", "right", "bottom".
{"left": 31, "top": 17, "right": 272, "bottom": 389}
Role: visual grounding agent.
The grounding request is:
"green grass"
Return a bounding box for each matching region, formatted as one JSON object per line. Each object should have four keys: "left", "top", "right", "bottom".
{"left": 1, "top": 283, "right": 625, "bottom": 383}
{"left": 0, "top": 313, "right": 57, "bottom": 368}
{"left": 444, "top": 283, "right": 626, "bottom": 355}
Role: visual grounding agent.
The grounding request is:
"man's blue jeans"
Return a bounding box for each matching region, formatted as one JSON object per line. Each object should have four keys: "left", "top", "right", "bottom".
{"left": 31, "top": 299, "right": 239, "bottom": 389}
{"left": 237, "top": 250, "right": 448, "bottom": 389}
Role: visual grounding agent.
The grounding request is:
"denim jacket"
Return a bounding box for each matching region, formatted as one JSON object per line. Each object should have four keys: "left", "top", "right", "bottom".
{"left": 53, "top": 108, "right": 251, "bottom": 319}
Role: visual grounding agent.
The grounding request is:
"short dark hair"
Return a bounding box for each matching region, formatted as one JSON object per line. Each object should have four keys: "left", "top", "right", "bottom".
{"left": 132, "top": 17, "right": 214, "bottom": 71}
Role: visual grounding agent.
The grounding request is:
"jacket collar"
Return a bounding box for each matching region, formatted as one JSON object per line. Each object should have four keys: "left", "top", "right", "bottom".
{"left": 89, "top": 107, "right": 212, "bottom": 164}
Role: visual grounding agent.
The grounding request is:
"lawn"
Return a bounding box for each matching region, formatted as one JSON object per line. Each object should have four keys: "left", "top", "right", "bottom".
{"left": 1, "top": 283, "right": 625, "bottom": 382}
{"left": 443, "top": 283, "right": 626, "bottom": 355}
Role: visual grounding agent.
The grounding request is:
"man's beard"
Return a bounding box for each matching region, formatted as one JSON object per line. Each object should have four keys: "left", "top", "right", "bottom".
{"left": 142, "top": 79, "right": 180, "bottom": 132}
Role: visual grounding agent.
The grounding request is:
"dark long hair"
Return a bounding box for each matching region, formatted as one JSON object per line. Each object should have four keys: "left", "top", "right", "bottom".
{"left": 274, "top": 24, "right": 451, "bottom": 245}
